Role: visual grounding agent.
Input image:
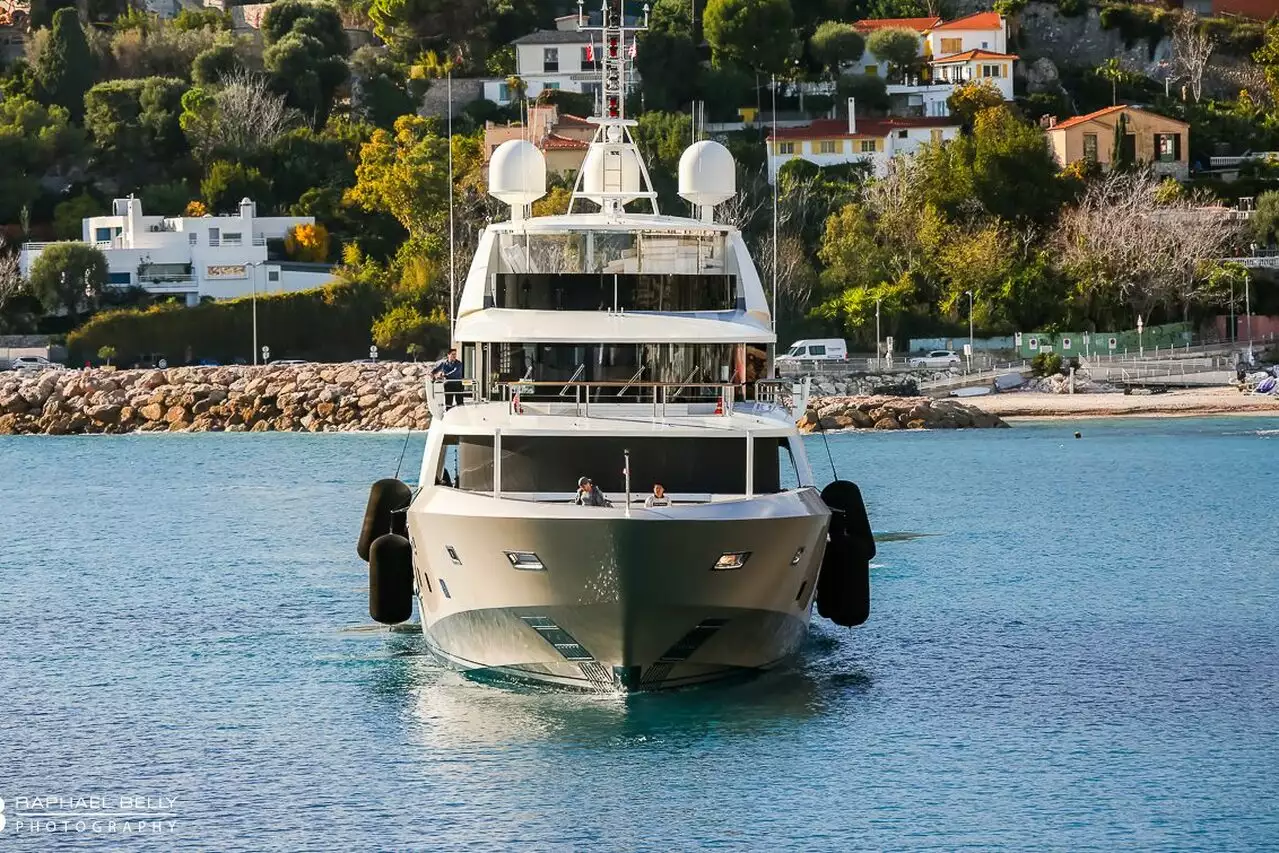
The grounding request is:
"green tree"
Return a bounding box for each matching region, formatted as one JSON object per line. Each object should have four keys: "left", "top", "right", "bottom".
{"left": 255, "top": 123, "right": 364, "bottom": 211}
{"left": 0, "top": 95, "right": 84, "bottom": 224}
{"left": 636, "top": 0, "right": 701, "bottom": 111}
{"left": 971, "top": 106, "right": 1063, "bottom": 224}
{"left": 140, "top": 180, "right": 196, "bottom": 214}
{"left": 703, "top": 0, "right": 795, "bottom": 74}
{"left": 367, "top": 0, "right": 488, "bottom": 61}
{"left": 35, "top": 8, "right": 95, "bottom": 121}
{"left": 1255, "top": 21, "right": 1279, "bottom": 95}
{"left": 866, "top": 27, "right": 919, "bottom": 82}
{"left": 1252, "top": 190, "right": 1279, "bottom": 246}
{"left": 53, "top": 192, "right": 105, "bottom": 239}
{"left": 29, "top": 0, "right": 75, "bottom": 30}
{"left": 349, "top": 46, "right": 414, "bottom": 128}
{"left": 172, "top": 7, "right": 231, "bottom": 31}
{"left": 84, "top": 77, "right": 189, "bottom": 180}
{"left": 28, "top": 242, "right": 108, "bottom": 325}
{"left": 1098, "top": 57, "right": 1123, "bottom": 106}
{"left": 809, "top": 21, "right": 864, "bottom": 77}
{"left": 371, "top": 302, "right": 449, "bottom": 352}
{"left": 633, "top": 111, "right": 693, "bottom": 207}
{"left": 836, "top": 73, "right": 889, "bottom": 114}
{"left": 345, "top": 115, "right": 450, "bottom": 238}
{"left": 191, "top": 43, "right": 239, "bottom": 86}
{"left": 946, "top": 80, "right": 1005, "bottom": 129}
{"left": 201, "top": 160, "right": 272, "bottom": 213}
{"left": 1111, "top": 110, "right": 1133, "bottom": 170}
{"left": 261, "top": 1, "right": 350, "bottom": 123}
{"left": 97, "top": 344, "right": 117, "bottom": 365}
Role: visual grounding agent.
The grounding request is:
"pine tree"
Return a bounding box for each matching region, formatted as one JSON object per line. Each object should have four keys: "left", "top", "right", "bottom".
{"left": 35, "top": 8, "right": 95, "bottom": 122}
{"left": 28, "top": 0, "right": 75, "bottom": 31}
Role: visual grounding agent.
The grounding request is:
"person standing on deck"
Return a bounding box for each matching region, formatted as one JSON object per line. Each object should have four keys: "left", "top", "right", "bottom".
{"left": 432, "top": 348, "right": 464, "bottom": 409}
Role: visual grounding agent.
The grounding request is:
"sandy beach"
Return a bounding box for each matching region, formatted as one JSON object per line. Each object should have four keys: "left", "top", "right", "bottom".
{"left": 965, "top": 387, "right": 1279, "bottom": 419}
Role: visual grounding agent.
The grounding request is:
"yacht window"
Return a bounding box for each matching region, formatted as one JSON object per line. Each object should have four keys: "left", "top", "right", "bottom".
{"left": 485, "top": 342, "right": 741, "bottom": 397}
{"left": 775, "top": 438, "right": 801, "bottom": 491}
{"left": 489, "top": 436, "right": 781, "bottom": 495}
{"left": 491, "top": 273, "right": 736, "bottom": 312}
{"left": 455, "top": 436, "right": 494, "bottom": 491}
{"left": 496, "top": 231, "right": 725, "bottom": 276}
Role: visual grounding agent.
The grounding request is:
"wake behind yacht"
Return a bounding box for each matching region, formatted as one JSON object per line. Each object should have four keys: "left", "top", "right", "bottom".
{"left": 356, "top": 0, "right": 875, "bottom": 691}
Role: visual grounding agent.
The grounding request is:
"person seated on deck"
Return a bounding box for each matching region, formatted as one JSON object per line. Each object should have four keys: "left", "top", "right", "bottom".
{"left": 574, "top": 477, "right": 612, "bottom": 507}
{"left": 644, "top": 483, "right": 670, "bottom": 508}
{"left": 431, "top": 348, "right": 465, "bottom": 409}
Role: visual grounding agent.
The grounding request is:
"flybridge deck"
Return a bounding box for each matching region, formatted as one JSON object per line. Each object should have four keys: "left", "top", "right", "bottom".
{"left": 424, "top": 379, "right": 810, "bottom": 431}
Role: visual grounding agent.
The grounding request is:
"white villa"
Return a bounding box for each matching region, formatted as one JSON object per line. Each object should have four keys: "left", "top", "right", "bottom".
{"left": 483, "top": 14, "right": 639, "bottom": 106}
{"left": 852, "top": 12, "right": 1015, "bottom": 118}
{"left": 19, "top": 197, "right": 334, "bottom": 307}
{"left": 766, "top": 114, "right": 961, "bottom": 180}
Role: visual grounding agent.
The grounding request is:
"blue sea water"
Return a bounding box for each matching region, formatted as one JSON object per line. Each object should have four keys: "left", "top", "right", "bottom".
{"left": 1, "top": 417, "right": 1277, "bottom": 851}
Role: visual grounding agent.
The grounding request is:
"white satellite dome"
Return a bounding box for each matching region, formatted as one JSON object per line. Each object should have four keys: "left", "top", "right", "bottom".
{"left": 678, "top": 140, "right": 736, "bottom": 208}
{"left": 581, "top": 145, "right": 643, "bottom": 205}
{"left": 489, "top": 140, "right": 547, "bottom": 208}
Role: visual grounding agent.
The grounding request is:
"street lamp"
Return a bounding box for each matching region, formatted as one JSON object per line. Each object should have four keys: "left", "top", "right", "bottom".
{"left": 965, "top": 290, "right": 974, "bottom": 371}
{"left": 875, "top": 297, "right": 881, "bottom": 368}
{"left": 244, "top": 261, "right": 264, "bottom": 365}
{"left": 1245, "top": 268, "right": 1253, "bottom": 362}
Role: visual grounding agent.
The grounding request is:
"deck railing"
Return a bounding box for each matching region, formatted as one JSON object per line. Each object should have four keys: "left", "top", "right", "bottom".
{"left": 425, "top": 378, "right": 809, "bottom": 420}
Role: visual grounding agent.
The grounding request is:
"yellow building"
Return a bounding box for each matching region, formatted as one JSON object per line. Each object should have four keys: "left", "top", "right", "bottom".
{"left": 1044, "top": 105, "right": 1190, "bottom": 180}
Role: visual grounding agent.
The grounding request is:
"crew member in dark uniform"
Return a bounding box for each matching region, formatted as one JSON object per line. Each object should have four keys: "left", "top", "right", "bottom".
{"left": 432, "top": 348, "right": 465, "bottom": 409}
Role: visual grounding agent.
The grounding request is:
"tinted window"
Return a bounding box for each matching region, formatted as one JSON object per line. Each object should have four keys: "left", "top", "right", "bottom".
{"left": 491, "top": 274, "right": 735, "bottom": 312}
{"left": 809, "top": 345, "right": 826, "bottom": 356}
{"left": 460, "top": 436, "right": 782, "bottom": 494}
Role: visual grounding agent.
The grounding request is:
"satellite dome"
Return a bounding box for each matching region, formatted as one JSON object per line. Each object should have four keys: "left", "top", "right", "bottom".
{"left": 489, "top": 140, "right": 547, "bottom": 207}
{"left": 581, "top": 145, "right": 643, "bottom": 205}
{"left": 678, "top": 140, "right": 736, "bottom": 207}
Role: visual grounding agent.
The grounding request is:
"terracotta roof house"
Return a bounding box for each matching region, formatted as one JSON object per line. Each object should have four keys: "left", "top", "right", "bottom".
{"left": 766, "top": 116, "right": 961, "bottom": 181}
{"left": 1044, "top": 105, "right": 1191, "bottom": 180}
{"left": 846, "top": 11, "right": 1012, "bottom": 117}
{"left": 483, "top": 105, "right": 594, "bottom": 176}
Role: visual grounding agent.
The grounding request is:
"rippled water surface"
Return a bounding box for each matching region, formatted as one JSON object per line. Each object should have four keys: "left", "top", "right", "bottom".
{"left": 2, "top": 418, "right": 1278, "bottom": 851}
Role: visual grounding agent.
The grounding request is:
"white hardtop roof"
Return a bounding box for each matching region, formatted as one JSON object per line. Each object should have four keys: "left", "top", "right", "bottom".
{"left": 454, "top": 308, "right": 775, "bottom": 344}
{"left": 486, "top": 212, "right": 734, "bottom": 235}
{"left": 434, "top": 402, "right": 797, "bottom": 437}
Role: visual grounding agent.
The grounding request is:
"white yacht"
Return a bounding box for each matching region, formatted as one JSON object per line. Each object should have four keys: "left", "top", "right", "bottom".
{"left": 357, "top": 0, "right": 873, "bottom": 691}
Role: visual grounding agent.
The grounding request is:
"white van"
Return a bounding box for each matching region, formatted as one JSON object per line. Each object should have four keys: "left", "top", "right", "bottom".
{"left": 777, "top": 339, "right": 848, "bottom": 362}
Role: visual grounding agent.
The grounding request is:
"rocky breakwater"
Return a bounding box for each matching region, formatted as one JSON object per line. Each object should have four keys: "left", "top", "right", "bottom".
{"left": 800, "top": 395, "right": 1008, "bottom": 432}
{"left": 0, "top": 363, "right": 434, "bottom": 435}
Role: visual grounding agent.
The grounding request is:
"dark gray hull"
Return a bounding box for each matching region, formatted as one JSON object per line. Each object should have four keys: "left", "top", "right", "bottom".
{"left": 406, "top": 488, "right": 831, "bottom": 691}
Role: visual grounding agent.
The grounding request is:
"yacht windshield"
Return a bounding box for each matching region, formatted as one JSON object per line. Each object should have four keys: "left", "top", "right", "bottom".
{"left": 453, "top": 436, "right": 793, "bottom": 496}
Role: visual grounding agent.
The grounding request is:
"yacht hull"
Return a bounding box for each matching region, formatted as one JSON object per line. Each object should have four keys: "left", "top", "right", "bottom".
{"left": 406, "top": 488, "right": 831, "bottom": 691}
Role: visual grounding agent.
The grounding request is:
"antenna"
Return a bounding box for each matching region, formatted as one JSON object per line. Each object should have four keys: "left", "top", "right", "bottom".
{"left": 447, "top": 66, "right": 456, "bottom": 345}
{"left": 570, "top": 0, "right": 659, "bottom": 215}
{"left": 770, "top": 73, "right": 778, "bottom": 336}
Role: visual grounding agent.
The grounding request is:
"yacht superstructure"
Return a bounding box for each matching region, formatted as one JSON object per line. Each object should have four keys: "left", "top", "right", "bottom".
{"left": 357, "top": 0, "right": 874, "bottom": 691}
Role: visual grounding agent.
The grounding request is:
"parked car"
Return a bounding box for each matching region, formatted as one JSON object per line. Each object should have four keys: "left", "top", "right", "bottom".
{"left": 133, "top": 353, "right": 168, "bottom": 369}
{"left": 909, "top": 350, "right": 961, "bottom": 368}
{"left": 776, "top": 338, "right": 848, "bottom": 362}
{"left": 7, "top": 355, "right": 64, "bottom": 373}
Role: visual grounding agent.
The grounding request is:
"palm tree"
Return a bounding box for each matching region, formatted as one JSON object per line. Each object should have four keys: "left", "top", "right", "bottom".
{"left": 1099, "top": 57, "right": 1124, "bottom": 106}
